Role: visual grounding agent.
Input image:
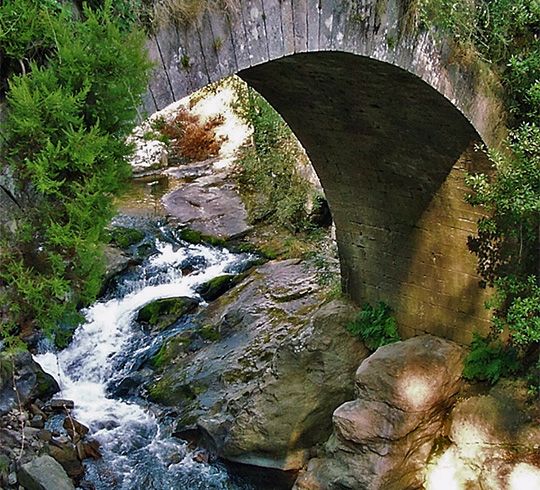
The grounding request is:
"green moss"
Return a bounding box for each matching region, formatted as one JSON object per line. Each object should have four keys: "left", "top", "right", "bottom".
{"left": 198, "top": 324, "right": 220, "bottom": 342}
{"left": 147, "top": 376, "right": 207, "bottom": 406}
{"left": 196, "top": 274, "right": 241, "bottom": 301}
{"left": 151, "top": 333, "right": 192, "bottom": 367}
{"left": 109, "top": 226, "right": 145, "bottom": 249}
{"left": 179, "top": 227, "right": 226, "bottom": 247}
{"left": 137, "top": 296, "right": 198, "bottom": 330}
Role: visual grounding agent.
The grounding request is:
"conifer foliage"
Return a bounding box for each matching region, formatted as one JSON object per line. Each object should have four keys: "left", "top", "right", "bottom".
{"left": 0, "top": 0, "right": 151, "bottom": 345}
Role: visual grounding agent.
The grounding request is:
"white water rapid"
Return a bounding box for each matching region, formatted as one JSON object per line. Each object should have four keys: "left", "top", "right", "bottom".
{"left": 35, "top": 238, "right": 253, "bottom": 489}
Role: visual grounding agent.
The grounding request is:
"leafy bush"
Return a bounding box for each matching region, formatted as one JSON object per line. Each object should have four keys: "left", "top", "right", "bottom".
{"left": 0, "top": 1, "right": 151, "bottom": 343}
{"left": 419, "top": 0, "right": 540, "bottom": 370}
{"left": 463, "top": 333, "right": 521, "bottom": 384}
{"left": 234, "top": 84, "right": 312, "bottom": 232}
{"left": 346, "top": 302, "right": 401, "bottom": 351}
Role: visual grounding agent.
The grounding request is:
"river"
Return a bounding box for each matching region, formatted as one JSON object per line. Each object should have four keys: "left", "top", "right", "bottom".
{"left": 35, "top": 229, "right": 254, "bottom": 490}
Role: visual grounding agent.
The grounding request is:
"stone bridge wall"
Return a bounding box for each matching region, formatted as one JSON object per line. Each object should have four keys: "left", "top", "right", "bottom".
{"left": 143, "top": 0, "right": 506, "bottom": 343}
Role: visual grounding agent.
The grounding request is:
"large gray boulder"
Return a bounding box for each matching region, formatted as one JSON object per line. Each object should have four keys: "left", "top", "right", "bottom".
{"left": 147, "top": 259, "right": 368, "bottom": 471}
{"left": 0, "top": 351, "right": 59, "bottom": 416}
{"left": 294, "top": 335, "right": 465, "bottom": 490}
{"left": 18, "top": 455, "right": 74, "bottom": 490}
{"left": 162, "top": 180, "right": 250, "bottom": 240}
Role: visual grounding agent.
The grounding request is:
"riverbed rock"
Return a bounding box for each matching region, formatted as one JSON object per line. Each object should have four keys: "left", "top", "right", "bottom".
{"left": 129, "top": 139, "right": 169, "bottom": 176}
{"left": 195, "top": 274, "right": 243, "bottom": 302}
{"left": 48, "top": 439, "right": 85, "bottom": 481}
{"left": 137, "top": 296, "right": 200, "bottom": 331}
{"left": 18, "top": 455, "right": 74, "bottom": 490}
{"left": 0, "top": 351, "right": 59, "bottom": 416}
{"left": 162, "top": 181, "right": 250, "bottom": 240}
{"left": 147, "top": 259, "right": 368, "bottom": 471}
{"left": 103, "top": 245, "right": 132, "bottom": 283}
{"left": 294, "top": 336, "right": 465, "bottom": 490}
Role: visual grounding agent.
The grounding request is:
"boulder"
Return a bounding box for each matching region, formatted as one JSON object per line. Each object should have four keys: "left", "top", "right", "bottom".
{"left": 195, "top": 274, "right": 242, "bottom": 302}
{"left": 147, "top": 259, "right": 368, "bottom": 471}
{"left": 103, "top": 245, "right": 132, "bottom": 284}
{"left": 137, "top": 296, "right": 199, "bottom": 331}
{"left": 424, "top": 379, "right": 540, "bottom": 489}
{"left": 0, "top": 351, "right": 59, "bottom": 416}
{"left": 294, "top": 335, "right": 465, "bottom": 490}
{"left": 48, "top": 439, "right": 85, "bottom": 481}
{"left": 129, "top": 139, "right": 168, "bottom": 176}
{"left": 162, "top": 181, "right": 250, "bottom": 240}
{"left": 18, "top": 455, "right": 74, "bottom": 490}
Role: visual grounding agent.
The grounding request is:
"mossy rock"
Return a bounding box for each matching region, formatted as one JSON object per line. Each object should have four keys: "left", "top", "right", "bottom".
{"left": 179, "top": 227, "right": 226, "bottom": 247}
{"left": 148, "top": 375, "right": 207, "bottom": 407}
{"left": 108, "top": 226, "right": 145, "bottom": 249}
{"left": 137, "top": 296, "right": 199, "bottom": 331}
{"left": 196, "top": 274, "right": 243, "bottom": 302}
{"left": 152, "top": 332, "right": 192, "bottom": 368}
{"left": 198, "top": 324, "right": 221, "bottom": 342}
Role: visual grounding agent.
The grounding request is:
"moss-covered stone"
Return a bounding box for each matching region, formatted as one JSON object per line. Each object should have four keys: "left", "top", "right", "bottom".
{"left": 147, "top": 375, "right": 207, "bottom": 407}
{"left": 152, "top": 332, "right": 192, "bottom": 367}
{"left": 108, "top": 226, "right": 145, "bottom": 249}
{"left": 198, "top": 324, "right": 221, "bottom": 342}
{"left": 196, "top": 274, "right": 242, "bottom": 302}
{"left": 137, "top": 296, "right": 199, "bottom": 330}
{"left": 179, "top": 227, "right": 226, "bottom": 247}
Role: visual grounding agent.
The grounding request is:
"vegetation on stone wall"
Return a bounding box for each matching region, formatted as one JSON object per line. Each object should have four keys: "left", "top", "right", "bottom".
{"left": 420, "top": 0, "right": 540, "bottom": 382}
{"left": 151, "top": 0, "right": 238, "bottom": 27}
{"left": 346, "top": 302, "right": 400, "bottom": 351}
{"left": 0, "top": 0, "right": 151, "bottom": 346}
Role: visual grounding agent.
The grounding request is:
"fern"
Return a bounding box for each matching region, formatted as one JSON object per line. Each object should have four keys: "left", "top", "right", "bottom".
{"left": 463, "top": 333, "right": 521, "bottom": 384}
{"left": 346, "top": 302, "right": 401, "bottom": 351}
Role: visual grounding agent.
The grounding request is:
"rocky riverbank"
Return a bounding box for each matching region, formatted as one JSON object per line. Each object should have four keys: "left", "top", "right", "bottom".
{"left": 0, "top": 351, "right": 102, "bottom": 489}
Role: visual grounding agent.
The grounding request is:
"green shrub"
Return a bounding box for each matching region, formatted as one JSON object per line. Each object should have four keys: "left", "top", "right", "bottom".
{"left": 346, "top": 302, "right": 401, "bottom": 351}
{"left": 419, "top": 0, "right": 540, "bottom": 371}
{"left": 0, "top": 1, "right": 151, "bottom": 343}
{"left": 234, "top": 83, "right": 312, "bottom": 232}
{"left": 463, "top": 333, "right": 521, "bottom": 384}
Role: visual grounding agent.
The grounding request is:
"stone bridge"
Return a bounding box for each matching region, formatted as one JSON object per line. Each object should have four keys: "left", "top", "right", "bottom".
{"left": 143, "top": 0, "right": 506, "bottom": 344}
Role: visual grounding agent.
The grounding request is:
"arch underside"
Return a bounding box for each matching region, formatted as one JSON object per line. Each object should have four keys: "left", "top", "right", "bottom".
{"left": 144, "top": 0, "right": 502, "bottom": 342}
{"left": 240, "top": 52, "right": 492, "bottom": 342}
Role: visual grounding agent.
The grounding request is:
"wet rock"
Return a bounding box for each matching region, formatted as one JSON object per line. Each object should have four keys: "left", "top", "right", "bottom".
{"left": 294, "top": 336, "right": 465, "bottom": 490}
{"left": 0, "top": 352, "right": 59, "bottom": 416}
{"left": 79, "top": 439, "right": 102, "bottom": 460}
{"left": 162, "top": 181, "right": 250, "bottom": 240}
{"left": 46, "top": 399, "right": 74, "bottom": 411}
{"left": 137, "top": 296, "right": 199, "bottom": 331}
{"left": 18, "top": 455, "right": 74, "bottom": 490}
{"left": 30, "top": 415, "right": 45, "bottom": 429}
{"left": 148, "top": 259, "right": 368, "bottom": 471}
{"left": 48, "top": 440, "right": 85, "bottom": 481}
{"left": 195, "top": 274, "right": 242, "bottom": 302}
{"left": 63, "top": 417, "right": 88, "bottom": 443}
{"left": 103, "top": 245, "right": 132, "bottom": 285}
{"left": 112, "top": 371, "right": 147, "bottom": 397}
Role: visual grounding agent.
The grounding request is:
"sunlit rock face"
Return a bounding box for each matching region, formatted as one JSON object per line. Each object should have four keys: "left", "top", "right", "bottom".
{"left": 294, "top": 335, "right": 465, "bottom": 490}
{"left": 426, "top": 381, "right": 540, "bottom": 490}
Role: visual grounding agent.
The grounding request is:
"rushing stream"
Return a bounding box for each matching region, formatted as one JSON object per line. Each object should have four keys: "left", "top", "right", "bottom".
{"left": 35, "top": 229, "right": 254, "bottom": 489}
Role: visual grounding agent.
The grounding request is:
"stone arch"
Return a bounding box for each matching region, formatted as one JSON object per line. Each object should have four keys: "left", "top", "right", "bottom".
{"left": 143, "top": 0, "right": 506, "bottom": 343}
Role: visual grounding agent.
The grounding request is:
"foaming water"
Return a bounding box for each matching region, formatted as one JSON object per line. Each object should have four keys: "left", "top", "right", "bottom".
{"left": 36, "top": 238, "right": 253, "bottom": 489}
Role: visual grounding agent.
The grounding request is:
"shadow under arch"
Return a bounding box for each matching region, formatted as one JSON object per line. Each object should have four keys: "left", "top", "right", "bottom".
{"left": 234, "top": 51, "right": 492, "bottom": 342}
